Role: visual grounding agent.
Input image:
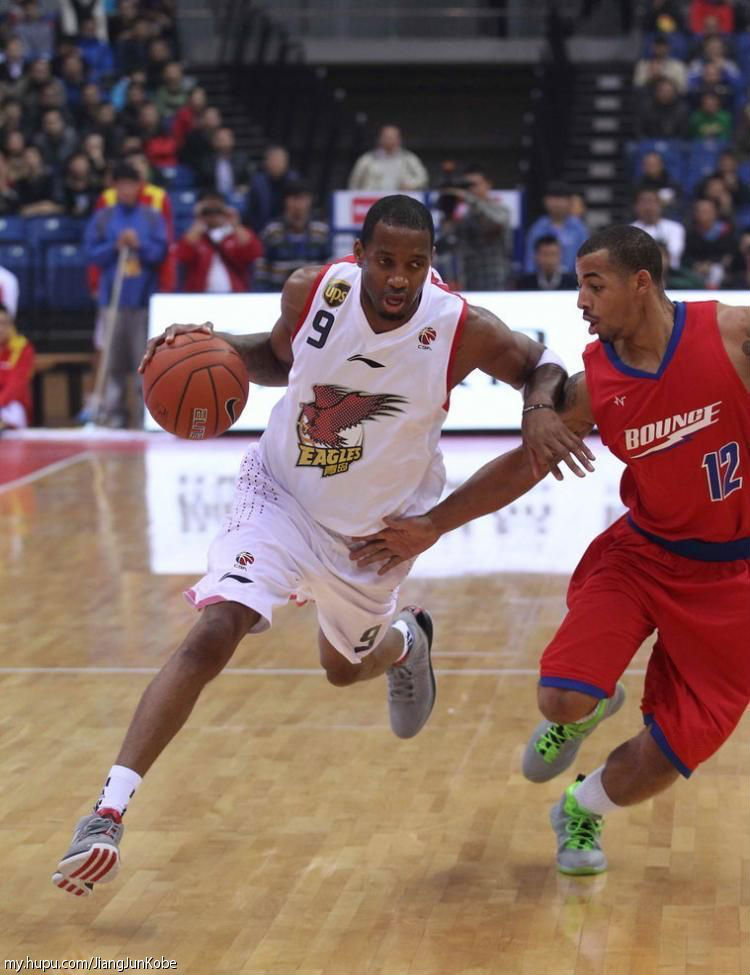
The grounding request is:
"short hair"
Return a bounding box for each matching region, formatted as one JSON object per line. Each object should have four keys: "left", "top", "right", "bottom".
{"left": 360, "top": 194, "right": 434, "bottom": 248}
{"left": 577, "top": 224, "right": 664, "bottom": 284}
{"left": 634, "top": 186, "right": 660, "bottom": 203}
{"left": 112, "top": 161, "right": 141, "bottom": 182}
{"left": 199, "top": 190, "right": 226, "bottom": 205}
{"left": 534, "top": 234, "right": 560, "bottom": 251}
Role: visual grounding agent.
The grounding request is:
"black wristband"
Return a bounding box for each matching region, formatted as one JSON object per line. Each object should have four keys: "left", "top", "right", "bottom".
{"left": 522, "top": 403, "right": 555, "bottom": 415}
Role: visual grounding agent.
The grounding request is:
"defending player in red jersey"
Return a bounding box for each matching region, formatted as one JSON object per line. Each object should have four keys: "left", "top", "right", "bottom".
{"left": 353, "top": 224, "right": 750, "bottom": 875}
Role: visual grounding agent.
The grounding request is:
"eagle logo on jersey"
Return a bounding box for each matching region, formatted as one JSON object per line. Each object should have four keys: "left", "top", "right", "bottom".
{"left": 323, "top": 279, "right": 351, "bottom": 308}
{"left": 296, "top": 384, "right": 407, "bottom": 477}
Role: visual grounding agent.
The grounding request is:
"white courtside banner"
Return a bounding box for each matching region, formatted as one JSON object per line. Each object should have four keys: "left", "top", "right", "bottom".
{"left": 146, "top": 290, "right": 741, "bottom": 434}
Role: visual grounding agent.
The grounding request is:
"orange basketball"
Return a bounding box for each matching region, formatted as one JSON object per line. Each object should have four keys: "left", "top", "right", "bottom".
{"left": 143, "top": 332, "right": 249, "bottom": 438}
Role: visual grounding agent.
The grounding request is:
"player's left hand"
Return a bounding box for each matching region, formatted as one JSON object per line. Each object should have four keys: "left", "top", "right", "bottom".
{"left": 522, "top": 407, "right": 595, "bottom": 481}
{"left": 350, "top": 515, "right": 439, "bottom": 575}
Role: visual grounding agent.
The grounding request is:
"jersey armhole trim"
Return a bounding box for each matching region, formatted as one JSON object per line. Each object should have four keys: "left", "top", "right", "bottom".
{"left": 290, "top": 263, "right": 333, "bottom": 340}
{"left": 442, "top": 297, "right": 469, "bottom": 412}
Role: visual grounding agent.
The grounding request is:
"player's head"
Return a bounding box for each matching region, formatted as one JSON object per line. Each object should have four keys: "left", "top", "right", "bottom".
{"left": 355, "top": 195, "right": 434, "bottom": 325}
{"left": 575, "top": 225, "right": 666, "bottom": 341}
{"left": 113, "top": 161, "right": 142, "bottom": 206}
{"left": 196, "top": 190, "right": 229, "bottom": 228}
{"left": 377, "top": 125, "right": 402, "bottom": 153}
{"left": 534, "top": 234, "right": 562, "bottom": 275}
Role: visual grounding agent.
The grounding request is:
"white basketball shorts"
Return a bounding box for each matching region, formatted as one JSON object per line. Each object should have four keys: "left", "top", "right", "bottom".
{"left": 185, "top": 445, "right": 413, "bottom": 663}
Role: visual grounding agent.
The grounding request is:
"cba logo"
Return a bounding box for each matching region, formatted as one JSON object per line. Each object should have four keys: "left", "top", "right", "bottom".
{"left": 234, "top": 551, "right": 255, "bottom": 567}
{"left": 418, "top": 327, "right": 437, "bottom": 350}
{"left": 323, "top": 280, "right": 351, "bottom": 308}
{"left": 296, "top": 383, "right": 407, "bottom": 477}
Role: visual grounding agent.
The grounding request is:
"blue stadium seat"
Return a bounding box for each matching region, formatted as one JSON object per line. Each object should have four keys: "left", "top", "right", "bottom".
{"left": 684, "top": 139, "right": 729, "bottom": 193}
{"left": 736, "top": 32, "right": 749, "bottom": 85}
{"left": 631, "top": 139, "right": 686, "bottom": 185}
{"left": 25, "top": 216, "right": 84, "bottom": 249}
{"left": 0, "top": 244, "right": 33, "bottom": 308}
{"left": 0, "top": 216, "right": 26, "bottom": 244}
{"left": 169, "top": 164, "right": 197, "bottom": 189}
{"left": 228, "top": 190, "right": 247, "bottom": 213}
{"left": 738, "top": 160, "right": 750, "bottom": 187}
{"left": 23, "top": 217, "right": 85, "bottom": 306}
{"left": 170, "top": 189, "right": 199, "bottom": 236}
{"left": 44, "top": 243, "right": 95, "bottom": 311}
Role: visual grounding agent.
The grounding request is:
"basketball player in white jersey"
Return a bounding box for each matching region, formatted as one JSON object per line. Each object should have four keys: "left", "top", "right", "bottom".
{"left": 52, "top": 195, "right": 594, "bottom": 895}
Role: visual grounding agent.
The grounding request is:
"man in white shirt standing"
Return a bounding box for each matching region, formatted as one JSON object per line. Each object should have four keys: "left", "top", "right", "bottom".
{"left": 631, "top": 188, "right": 685, "bottom": 270}
{"left": 348, "top": 125, "right": 429, "bottom": 192}
{"left": 0, "top": 264, "right": 19, "bottom": 317}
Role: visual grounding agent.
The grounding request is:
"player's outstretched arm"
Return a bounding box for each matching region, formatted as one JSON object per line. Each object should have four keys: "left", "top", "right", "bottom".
{"left": 138, "top": 266, "right": 324, "bottom": 386}
{"left": 717, "top": 302, "right": 750, "bottom": 392}
{"left": 352, "top": 372, "right": 595, "bottom": 574}
{"left": 449, "top": 304, "right": 596, "bottom": 480}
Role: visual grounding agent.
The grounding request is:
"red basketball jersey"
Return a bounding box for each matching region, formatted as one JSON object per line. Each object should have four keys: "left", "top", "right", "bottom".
{"left": 583, "top": 300, "right": 750, "bottom": 559}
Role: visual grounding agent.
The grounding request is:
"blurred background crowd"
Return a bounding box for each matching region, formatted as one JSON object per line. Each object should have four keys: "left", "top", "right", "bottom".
{"left": 0, "top": 0, "right": 748, "bottom": 427}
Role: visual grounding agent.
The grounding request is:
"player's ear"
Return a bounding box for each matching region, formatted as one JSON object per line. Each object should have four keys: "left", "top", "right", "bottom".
{"left": 353, "top": 238, "right": 364, "bottom": 266}
{"left": 635, "top": 269, "right": 652, "bottom": 294}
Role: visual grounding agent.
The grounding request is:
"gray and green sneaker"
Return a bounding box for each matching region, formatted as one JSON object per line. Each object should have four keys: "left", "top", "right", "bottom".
{"left": 550, "top": 776, "right": 607, "bottom": 875}
{"left": 386, "top": 606, "right": 435, "bottom": 739}
{"left": 522, "top": 683, "right": 625, "bottom": 783}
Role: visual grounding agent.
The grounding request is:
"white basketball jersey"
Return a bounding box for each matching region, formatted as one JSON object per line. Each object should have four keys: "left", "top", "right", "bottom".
{"left": 259, "top": 258, "right": 467, "bottom": 536}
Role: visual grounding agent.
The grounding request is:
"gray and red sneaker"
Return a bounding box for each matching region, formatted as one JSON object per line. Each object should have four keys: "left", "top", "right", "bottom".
{"left": 52, "top": 808, "right": 123, "bottom": 896}
{"left": 386, "top": 606, "right": 435, "bottom": 739}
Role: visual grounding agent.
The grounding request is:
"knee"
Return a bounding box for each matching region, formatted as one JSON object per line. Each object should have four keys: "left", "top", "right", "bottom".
{"left": 323, "top": 658, "right": 359, "bottom": 688}
{"left": 537, "top": 685, "right": 599, "bottom": 724}
{"left": 177, "top": 601, "right": 255, "bottom": 683}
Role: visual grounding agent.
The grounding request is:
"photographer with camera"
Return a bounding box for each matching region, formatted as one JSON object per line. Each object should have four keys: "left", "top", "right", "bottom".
{"left": 175, "top": 191, "right": 263, "bottom": 293}
{"left": 434, "top": 163, "right": 511, "bottom": 291}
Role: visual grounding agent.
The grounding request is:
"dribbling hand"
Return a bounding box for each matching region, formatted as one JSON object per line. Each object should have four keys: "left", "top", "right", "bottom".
{"left": 350, "top": 514, "right": 440, "bottom": 576}
{"left": 139, "top": 322, "right": 214, "bottom": 374}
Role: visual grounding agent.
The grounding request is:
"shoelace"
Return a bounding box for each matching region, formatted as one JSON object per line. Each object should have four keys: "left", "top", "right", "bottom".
{"left": 77, "top": 816, "right": 120, "bottom": 842}
{"left": 536, "top": 721, "right": 589, "bottom": 760}
{"left": 387, "top": 664, "right": 415, "bottom": 702}
{"left": 564, "top": 810, "right": 603, "bottom": 850}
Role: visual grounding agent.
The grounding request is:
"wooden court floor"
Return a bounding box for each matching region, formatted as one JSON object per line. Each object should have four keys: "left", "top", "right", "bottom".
{"left": 0, "top": 439, "right": 747, "bottom": 975}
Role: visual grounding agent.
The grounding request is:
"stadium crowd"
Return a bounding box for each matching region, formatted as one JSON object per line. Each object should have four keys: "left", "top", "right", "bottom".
{"left": 0, "top": 0, "right": 748, "bottom": 427}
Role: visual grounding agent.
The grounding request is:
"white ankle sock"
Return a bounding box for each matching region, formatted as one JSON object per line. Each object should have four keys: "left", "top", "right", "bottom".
{"left": 95, "top": 765, "right": 142, "bottom": 816}
{"left": 573, "top": 766, "right": 620, "bottom": 816}
{"left": 391, "top": 620, "right": 412, "bottom": 664}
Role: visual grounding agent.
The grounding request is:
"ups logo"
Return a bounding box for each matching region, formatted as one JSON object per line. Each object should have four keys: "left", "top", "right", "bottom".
{"left": 323, "top": 280, "right": 351, "bottom": 308}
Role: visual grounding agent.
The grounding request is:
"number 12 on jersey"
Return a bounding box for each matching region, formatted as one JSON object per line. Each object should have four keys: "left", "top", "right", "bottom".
{"left": 702, "top": 441, "right": 742, "bottom": 501}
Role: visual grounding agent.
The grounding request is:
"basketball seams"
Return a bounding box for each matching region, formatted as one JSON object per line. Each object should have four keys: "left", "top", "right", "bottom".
{"left": 144, "top": 344, "right": 231, "bottom": 396}
{"left": 144, "top": 334, "right": 249, "bottom": 437}
{"left": 214, "top": 363, "right": 248, "bottom": 431}
{"left": 144, "top": 335, "right": 242, "bottom": 394}
{"left": 207, "top": 367, "right": 219, "bottom": 438}
{"left": 173, "top": 365, "right": 193, "bottom": 437}
{"left": 216, "top": 359, "right": 249, "bottom": 392}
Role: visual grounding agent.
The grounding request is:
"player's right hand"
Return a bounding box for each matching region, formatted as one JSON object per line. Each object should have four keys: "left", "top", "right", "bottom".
{"left": 350, "top": 514, "right": 440, "bottom": 575}
{"left": 139, "top": 322, "right": 214, "bottom": 373}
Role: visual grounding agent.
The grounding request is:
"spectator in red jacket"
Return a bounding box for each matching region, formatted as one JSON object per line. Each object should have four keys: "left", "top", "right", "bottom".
{"left": 689, "top": 0, "right": 735, "bottom": 33}
{"left": 172, "top": 85, "right": 207, "bottom": 151}
{"left": 0, "top": 304, "right": 34, "bottom": 430}
{"left": 175, "top": 191, "right": 263, "bottom": 293}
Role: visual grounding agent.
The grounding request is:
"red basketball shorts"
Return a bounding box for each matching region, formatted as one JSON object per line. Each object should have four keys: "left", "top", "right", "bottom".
{"left": 540, "top": 515, "right": 750, "bottom": 776}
